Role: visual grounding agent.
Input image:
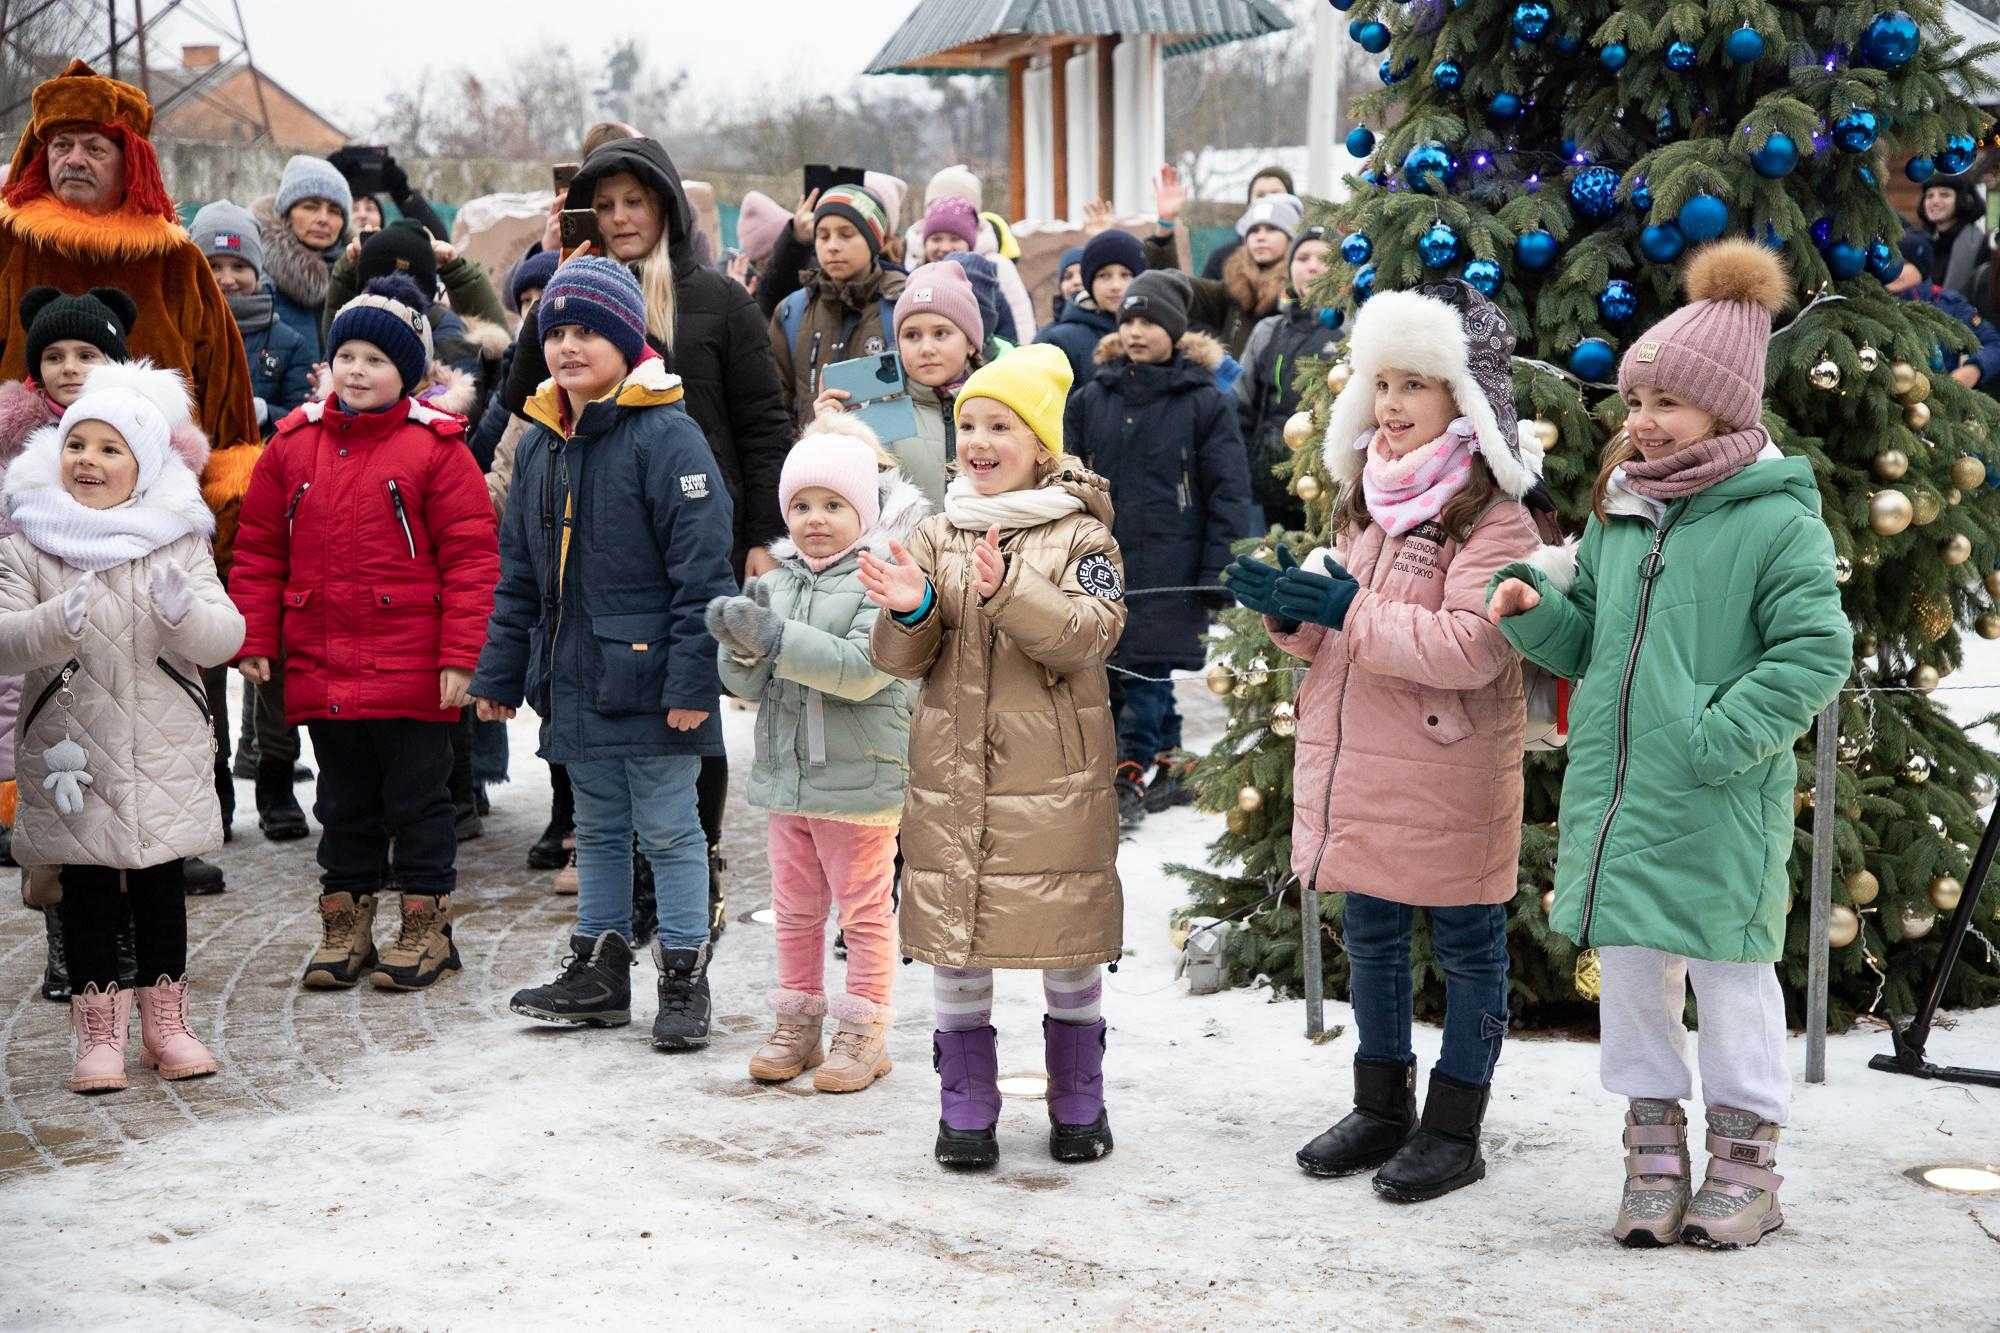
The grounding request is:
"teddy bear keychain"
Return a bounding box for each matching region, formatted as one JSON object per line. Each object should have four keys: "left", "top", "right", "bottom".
{"left": 41, "top": 668, "right": 92, "bottom": 815}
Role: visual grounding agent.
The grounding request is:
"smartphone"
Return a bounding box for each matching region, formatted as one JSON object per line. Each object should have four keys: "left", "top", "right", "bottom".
{"left": 803, "top": 163, "right": 868, "bottom": 199}
{"left": 822, "top": 352, "right": 918, "bottom": 443}
{"left": 553, "top": 162, "right": 581, "bottom": 195}
{"left": 559, "top": 208, "right": 603, "bottom": 254}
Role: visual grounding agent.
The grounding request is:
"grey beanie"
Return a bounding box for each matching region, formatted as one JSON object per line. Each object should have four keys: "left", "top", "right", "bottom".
{"left": 189, "top": 200, "right": 265, "bottom": 277}
{"left": 1236, "top": 191, "right": 1304, "bottom": 241}
{"left": 276, "top": 155, "right": 353, "bottom": 221}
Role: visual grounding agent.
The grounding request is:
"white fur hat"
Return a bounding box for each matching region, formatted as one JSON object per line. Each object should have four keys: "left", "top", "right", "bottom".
{"left": 56, "top": 359, "right": 193, "bottom": 497}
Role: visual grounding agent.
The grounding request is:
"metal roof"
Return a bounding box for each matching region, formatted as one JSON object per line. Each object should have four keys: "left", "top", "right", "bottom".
{"left": 865, "top": 0, "right": 1293, "bottom": 76}
{"left": 1946, "top": 0, "right": 2000, "bottom": 99}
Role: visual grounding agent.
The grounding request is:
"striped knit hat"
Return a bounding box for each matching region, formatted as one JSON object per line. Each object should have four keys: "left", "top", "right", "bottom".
{"left": 537, "top": 257, "right": 647, "bottom": 365}
{"left": 813, "top": 185, "right": 889, "bottom": 260}
{"left": 328, "top": 275, "right": 432, "bottom": 395}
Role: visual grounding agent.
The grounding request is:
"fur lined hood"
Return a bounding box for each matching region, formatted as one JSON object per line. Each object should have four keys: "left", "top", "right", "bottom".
{"left": 765, "top": 466, "right": 930, "bottom": 566}
{"left": 252, "top": 193, "right": 346, "bottom": 311}
{"left": 1222, "top": 244, "right": 1287, "bottom": 320}
{"left": 1091, "top": 329, "right": 1228, "bottom": 370}
{"left": 454, "top": 314, "right": 515, "bottom": 360}
{"left": 0, "top": 378, "right": 58, "bottom": 462}
{"left": 309, "top": 360, "right": 475, "bottom": 416}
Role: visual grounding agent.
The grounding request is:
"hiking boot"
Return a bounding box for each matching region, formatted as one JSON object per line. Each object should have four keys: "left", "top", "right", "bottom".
{"left": 1297, "top": 1056, "right": 1418, "bottom": 1178}
{"left": 650, "top": 940, "right": 712, "bottom": 1050}
{"left": 553, "top": 838, "right": 579, "bottom": 895}
{"left": 255, "top": 773, "right": 310, "bottom": 842}
{"left": 1045, "top": 1015, "right": 1113, "bottom": 1162}
{"left": 136, "top": 977, "right": 219, "bottom": 1080}
{"left": 41, "top": 907, "right": 69, "bottom": 1003}
{"left": 1680, "top": 1106, "right": 1784, "bottom": 1249}
{"left": 527, "top": 816, "right": 572, "bottom": 870}
{"left": 933, "top": 1025, "right": 1000, "bottom": 1169}
{"left": 69, "top": 983, "right": 130, "bottom": 1093}
{"left": 1143, "top": 757, "right": 1195, "bottom": 813}
{"left": 814, "top": 995, "right": 893, "bottom": 1093}
{"left": 748, "top": 989, "right": 826, "bottom": 1082}
{"left": 368, "top": 895, "right": 460, "bottom": 991}
{"left": 1613, "top": 1099, "right": 1692, "bottom": 1248}
{"left": 302, "top": 892, "right": 378, "bottom": 989}
{"left": 708, "top": 845, "right": 728, "bottom": 941}
{"left": 1373, "top": 1068, "right": 1490, "bottom": 1202}
{"left": 630, "top": 853, "right": 658, "bottom": 949}
{"left": 1115, "top": 761, "right": 1148, "bottom": 830}
{"left": 509, "top": 932, "right": 633, "bottom": 1027}
{"left": 182, "top": 856, "right": 226, "bottom": 896}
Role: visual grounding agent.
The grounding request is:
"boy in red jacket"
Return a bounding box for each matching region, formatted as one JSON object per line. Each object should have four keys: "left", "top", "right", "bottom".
{"left": 229, "top": 275, "right": 499, "bottom": 992}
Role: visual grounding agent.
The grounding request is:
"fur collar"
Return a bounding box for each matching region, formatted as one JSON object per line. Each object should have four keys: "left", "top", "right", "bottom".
{"left": 0, "top": 196, "right": 189, "bottom": 261}
{"left": 765, "top": 469, "right": 930, "bottom": 567}
{"left": 253, "top": 193, "right": 346, "bottom": 309}
{"left": 309, "top": 361, "right": 476, "bottom": 416}
{"left": 456, "top": 314, "right": 515, "bottom": 360}
{"left": 0, "top": 379, "right": 58, "bottom": 462}
{"left": 1222, "top": 245, "right": 1287, "bottom": 320}
{"left": 1090, "top": 329, "right": 1227, "bottom": 369}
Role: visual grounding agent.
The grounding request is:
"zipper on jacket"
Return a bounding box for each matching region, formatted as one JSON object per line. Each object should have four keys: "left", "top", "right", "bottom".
{"left": 1578, "top": 509, "right": 1681, "bottom": 948}
{"left": 21, "top": 659, "right": 80, "bottom": 731}
{"left": 387, "top": 480, "right": 417, "bottom": 559}
{"left": 156, "top": 657, "right": 213, "bottom": 725}
{"left": 286, "top": 481, "right": 310, "bottom": 534}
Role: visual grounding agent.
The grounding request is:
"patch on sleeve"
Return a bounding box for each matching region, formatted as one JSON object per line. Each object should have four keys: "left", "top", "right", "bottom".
{"left": 1075, "top": 552, "right": 1123, "bottom": 601}
{"left": 679, "top": 472, "right": 711, "bottom": 500}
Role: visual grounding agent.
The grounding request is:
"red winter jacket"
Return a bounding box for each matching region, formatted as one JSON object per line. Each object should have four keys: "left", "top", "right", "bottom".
{"left": 229, "top": 396, "right": 499, "bottom": 724}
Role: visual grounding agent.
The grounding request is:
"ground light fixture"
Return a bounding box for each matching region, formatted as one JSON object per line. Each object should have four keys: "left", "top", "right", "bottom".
{"left": 1906, "top": 1163, "right": 2000, "bottom": 1194}
{"left": 997, "top": 1073, "right": 1049, "bottom": 1099}
{"left": 741, "top": 907, "right": 774, "bottom": 925}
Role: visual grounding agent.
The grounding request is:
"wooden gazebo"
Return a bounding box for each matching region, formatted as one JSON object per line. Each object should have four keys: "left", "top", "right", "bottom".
{"left": 866, "top": 0, "right": 1292, "bottom": 223}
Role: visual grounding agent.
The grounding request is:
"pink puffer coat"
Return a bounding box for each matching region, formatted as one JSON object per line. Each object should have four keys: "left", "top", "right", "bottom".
{"left": 1270, "top": 500, "right": 1538, "bottom": 907}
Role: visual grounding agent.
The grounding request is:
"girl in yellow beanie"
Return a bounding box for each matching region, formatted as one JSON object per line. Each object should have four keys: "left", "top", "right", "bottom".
{"left": 860, "top": 342, "right": 1128, "bottom": 1170}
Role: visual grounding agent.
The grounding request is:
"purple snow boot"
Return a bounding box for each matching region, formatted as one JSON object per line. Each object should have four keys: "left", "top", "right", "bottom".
{"left": 933, "top": 1026, "right": 1001, "bottom": 1169}
{"left": 1044, "top": 1015, "right": 1114, "bottom": 1163}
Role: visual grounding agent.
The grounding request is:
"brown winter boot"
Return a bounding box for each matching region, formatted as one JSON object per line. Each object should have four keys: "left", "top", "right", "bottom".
{"left": 813, "top": 995, "right": 893, "bottom": 1094}
{"left": 1612, "top": 1099, "right": 1691, "bottom": 1248}
{"left": 302, "top": 892, "right": 378, "bottom": 989}
{"left": 748, "top": 989, "right": 826, "bottom": 1083}
{"left": 1680, "top": 1106, "right": 1784, "bottom": 1249}
{"left": 368, "top": 895, "right": 461, "bottom": 991}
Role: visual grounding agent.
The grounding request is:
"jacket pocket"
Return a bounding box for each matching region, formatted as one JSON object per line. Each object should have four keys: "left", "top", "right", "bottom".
{"left": 1049, "top": 674, "right": 1087, "bottom": 775}
{"left": 20, "top": 658, "right": 81, "bottom": 732}
{"left": 591, "top": 611, "right": 672, "bottom": 715}
{"left": 371, "top": 583, "right": 444, "bottom": 671}
{"left": 1416, "top": 689, "right": 1474, "bottom": 745}
{"left": 156, "top": 658, "right": 213, "bottom": 726}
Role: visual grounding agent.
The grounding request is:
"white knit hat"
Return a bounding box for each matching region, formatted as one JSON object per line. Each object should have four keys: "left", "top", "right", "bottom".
{"left": 56, "top": 360, "right": 193, "bottom": 498}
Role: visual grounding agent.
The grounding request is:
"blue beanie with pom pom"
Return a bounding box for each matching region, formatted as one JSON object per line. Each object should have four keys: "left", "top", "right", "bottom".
{"left": 328, "top": 274, "right": 433, "bottom": 394}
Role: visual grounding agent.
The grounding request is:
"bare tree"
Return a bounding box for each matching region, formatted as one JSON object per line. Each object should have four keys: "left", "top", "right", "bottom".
{"left": 1, "top": 1, "right": 108, "bottom": 134}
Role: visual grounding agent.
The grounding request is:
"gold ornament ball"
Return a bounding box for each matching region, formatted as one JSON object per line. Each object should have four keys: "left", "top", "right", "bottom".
{"left": 1987, "top": 570, "right": 2000, "bottom": 600}
{"left": 1834, "top": 556, "right": 1853, "bottom": 586}
{"left": 1953, "top": 455, "right": 1988, "bottom": 490}
{"left": 1236, "top": 784, "right": 1264, "bottom": 813}
{"left": 1930, "top": 875, "right": 1964, "bottom": 912}
{"left": 1325, "top": 361, "right": 1352, "bottom": 395}
{"left": 1242, "top": 656, "right": 1270, "bottom": 688}
{"left": 1573, "top": 949, "right": 1602, "bottom": 1001}
{"left": 1891, "top": 360, "right": 1919, "bottom": 395}
{"left": 1906, "top": 400, "right": 1933, "bottom": 431}
{"left": 1909, "top": 665, "right": 1942, "bottom": 694}
{"left": 1905, "top": 372, "right": 1932, "bottom": 403}
{"left": 1857, "top": 344, "right": 1881, "bottom": 372}
{"left": 1845, "top": 867, "right": 1880, "bottom": 905}
{"left": 1837, "top": 732, "right": 1863, "bottom": 763}
{"left": 1869, "top": 489, "right": 1914, "bottom": 536}
{"left": 1282, "top": 410, "right": 1316, "bottom": 451}
{"left": 1872, "top": 449, "right": 1910, "bottom": 482}
{"left": 1942, "top": 533, "right": 1974, "bottom": 566}
{"left": 1900, "top": 901, "right": 1938, "bottom": 940}
{"left": 1827, "top": 904, "right": 1860, "bottom": 948}
{"left": 1530, "top": 418, "right": 1560, "bottom": 451}
{"left": 1204, "top": 661, "right": 1235, "bottom": 696}
{"left": 1809, "top": 358, "right": 1841, "bottom": 390}
{"left": 1540, "top": 889, "right": 1555, "bottom": 916}
{"left": 1913, "top": 595, "right": 1953, "bottom": 643}
{"left": 1269, "top": 700, "right": 1298, "bottom": 738}
{"left": 1293, "top": 472, "right": 1322, "bottom": 503}
{"left": 1858, "top": 545, "right": 1881, "bottom": 568}
{"left": 1226, "top": 807, "right": 1252, "bottom": 836}
{"left": 1903, "top": 751, "right": 1936, "bottom": 782}
{"left": 1948, "top": 487, "right": 1963, "bottom": 507}
{"left": 1913, "top": 488, "right": 1942, "bottom": 526}
{"left": 1973, "top": 417, "right": 1992, "bottom": 442}
{"left": 1794, "top": 788, "right": 1811, "bottom": 816}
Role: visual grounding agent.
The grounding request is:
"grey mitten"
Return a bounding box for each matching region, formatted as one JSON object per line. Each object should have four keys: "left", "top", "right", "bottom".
{"left": 720, "top": 581, "right": 784, "bottom": 663}
{"left": 704, "top": 595, "right": 748, "bottom": 656}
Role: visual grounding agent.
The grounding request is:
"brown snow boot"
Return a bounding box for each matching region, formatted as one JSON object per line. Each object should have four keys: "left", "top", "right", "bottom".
{"left": 813, "top": 995, "right": 893, "bottom": 1093}
{"left": 1681, "top": 1106, "right": 1784, "bottom": 1249}
{"left": 748, "top": 989, "right": 826, "bottom": 1083}
{"left": 1613, "top": 1099, "right": 1691, "bottom": 1248}
{"left": 368, "top": 895, "right": 461, "bottom": 991}
{"left": 302, "top": 892, "right": 378, "bottom": 989}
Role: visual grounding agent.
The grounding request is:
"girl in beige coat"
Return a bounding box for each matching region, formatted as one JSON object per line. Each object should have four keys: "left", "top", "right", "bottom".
{"left": 0, "top": 361, "right": 245, "bottom": 1094}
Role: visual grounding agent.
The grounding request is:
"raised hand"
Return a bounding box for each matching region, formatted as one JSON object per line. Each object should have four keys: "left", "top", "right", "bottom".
{"left": 792, "top": 188, "right": 822, "bottom": 243}
{"left": 1154, "top": 165, "right": 1187, "bottom": 224}
{"left": 1271, "top": 558, "right": 1361, "bottom": 632}
{"left": 812, "top": 386, "right": 853, "bottom": 423}
{"left": 1487, "top": 578, "right": 1542, "bottom": 624}
{"left": 720, "top": 581, "right": 784, "bottom": 662}
{"left": 1082, "top": 198, "right": 1115, "bottom": 236}
{"left": 858, "top": 540, "right": 927, "bottom": 614}
{"left": 972, "top": 525, "right": 1006, "bottom": 600}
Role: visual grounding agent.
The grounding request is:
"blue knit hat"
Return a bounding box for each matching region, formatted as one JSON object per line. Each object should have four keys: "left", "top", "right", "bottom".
{"left": 1081, "top": 229, "right": 1146, "bottom": 297}
{"left": 328, "top": 275, "right": 432, "bottom": 395}
{"left": 509, "top": 250, "right": 561, "bottom": 313}
{"left": 537, "top": 257, "right": 647, "bottom": 365}
{"left": 275, "top": 154, "right": 353, "bottom": 221}
{"left": 943, "top": 251, "right": 1001, "bottom": 342}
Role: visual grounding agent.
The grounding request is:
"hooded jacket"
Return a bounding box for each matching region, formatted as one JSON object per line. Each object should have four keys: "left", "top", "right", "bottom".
{"left": 1067, "top": 331, "right": 1251, "bottom": 671}
{"left": 720, "top": 468, "right": 929, "bottom": 822}
{"left": 501, "top": 138, "right": 794, "bottom": 571}
{"left": 1034, "top": 298, "right": 1118, "bottom": 393}
{"left": 1235, "top": 300, "right": 1343, "bottom": 524}
{"left": 1491, "top": 455, "right": 1851, "bottom": 962}
{"left": 869, "top": 465, "right": 1127, "bottom": 969}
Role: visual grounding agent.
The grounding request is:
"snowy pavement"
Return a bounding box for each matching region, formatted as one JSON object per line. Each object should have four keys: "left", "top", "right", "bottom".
{"left": 3, "top": 683, "right": 1999, "bottom": 1329}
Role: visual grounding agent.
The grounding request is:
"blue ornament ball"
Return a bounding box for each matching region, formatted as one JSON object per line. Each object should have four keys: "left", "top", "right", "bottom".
{"left": 1317, "top": 305, "right": 1344, "bottom": 330}
{"left": 1628, "top": 175, "right": 1654, "bottom": 215}
{"left": 1665, "top": 41, "right": 1697, "bottom": 72}
{"left": 1827, "top": 241, "right": 1867, "bottom": 280}
{"left": 1810, "top": 217, "right": 1834, "bottom": 250}
{"left": 1418, "top": 223, "right": 1461, "bottom": 268}
{"left": 1554, "top": 33, "right": 1582, "bottom": 57}
{"left": 1985, "top": 459, "right": 2000, "bottom": 491}
{"left": 1832, "top": 109, "right": 1880, "bottom": 153}
{"left": 1940, "top": 134, "right": 1978, "bottom": 175}
{"left": 1859, "top": 11, "right": 1921, "bottom": 69}
{"left": 1867, "top": 238, "right": 1901, "bottom": 281}
{"left": 1461, "top": 258, "right": 1503, "bottom": 296}
{"left": 1487, "top": 91, "right": 1524, "bottom": 122}
{"left": 1725, "top": 26, "right": 1766, "bottom": 65}
{"left": 1600, "top": 42, "right": 1628, "bottom": 72}
{"left": 1677, "top": 193, "right": 1730, "bottom": 241}
{"left": 1569, "top": 338, "right": 1617, "bottom": 381}
{"left": 1906, "top": 154, "right": 1937, "bottom": 183}
{"left": 1930, "top": 346, "right": 1947, "bottom": 373}
{"left": 1402, "top": 141, "right": 1454, "bottom": 194}
{"left": 1569, "top": 165, "right": 1622, "bottom": 221}
{"left": 1511, "top": 2, "right": 1551, "bottom": 40}
{"left": 1515, "top": 229, "right": 1559, "bottom": 270}
{"left": 1432, "top": 61, "right": 1463, "bottom": 91}
{"left": 1599, "top": 279, "right": 1638, "bottom": 322}
{"left": 1639, "top": 223, "right": 1686, "bottom": 264}
{"left": 1860, "top": 165, "right": 1878, "bottom": 189}
{"left": 1758, "top": 223, "right": 1786, "bottom": 253}
{"left": 1347, "top": 18, "right": 1365, "bottom": 39}
{"left": 1354, "top": 263, "right": 1378, "bottom": 303}
{"left": 1752, "top": 132, "right": 1799, "bottom": 178}
{"left": 1340, "top": 232, "right": 1373, "bottom": 266}
{"left": 1355, "top": 21, "right": 1390, "bottom": 53}
{"left": 1380, "top": 56, "right": 1417, "bottom": 85}
{"left": 1329, "top": 0, "right": 1355, "bottom": 9}
{"left": 1655, "top": 108, "right": 1677, "bottom": 140}
{"left": 1345, "top": 125, "right": 1376, "bottom": 157}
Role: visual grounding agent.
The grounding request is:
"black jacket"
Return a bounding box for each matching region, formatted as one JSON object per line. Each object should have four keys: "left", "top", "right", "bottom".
{"left": 1236, "top": 301, "right": 1342, "bottom": 527}
{"left": 502, "top": 137, "right": 794, "bottom": 570}
{"left": 1065, "top": 331, "right": 1252, "bottom": 671}
{"left": 1034, "top": 299, "right": 1117, "bottom": 395}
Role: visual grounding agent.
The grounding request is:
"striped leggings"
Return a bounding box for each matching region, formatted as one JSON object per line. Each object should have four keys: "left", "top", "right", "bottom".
{"left": 932, "top": 965, "right": 1102, "bottom": 1030}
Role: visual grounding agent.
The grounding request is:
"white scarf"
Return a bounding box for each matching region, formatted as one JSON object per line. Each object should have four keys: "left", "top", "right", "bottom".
{"left": 4, "top": 423, "right": 213, "bottom": 572}
{"left": 942, "top": 476, "right": 1084, "bottom": 532}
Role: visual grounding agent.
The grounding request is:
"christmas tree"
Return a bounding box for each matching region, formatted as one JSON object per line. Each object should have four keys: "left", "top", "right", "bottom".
{"left": 1174, "top": 1, "right": 2000, "bottom": 1028}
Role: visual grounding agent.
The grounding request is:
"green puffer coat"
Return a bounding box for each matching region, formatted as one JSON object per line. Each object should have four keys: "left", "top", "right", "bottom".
{"left": 1490, "top": 452, "right": 1851, "bottom": 963}
{"left": 719, "top": 470, "right": 930, "bottom": 823}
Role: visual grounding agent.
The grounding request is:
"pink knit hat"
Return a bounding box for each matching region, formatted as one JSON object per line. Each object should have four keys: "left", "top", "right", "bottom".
{"left": 780, "top": 415, "right": 883, "bottom": 534}
{"left": 736, "top": 190, "right": 789, "bottom": 263}
{"left": 894, "top": 261, "right": 983, "bottom": 348}
{"left": 1617, "top": 239, "right": 1789, "bottom": 432}
{"left": 921, "top": 196, "right": 979, "bottom": 248}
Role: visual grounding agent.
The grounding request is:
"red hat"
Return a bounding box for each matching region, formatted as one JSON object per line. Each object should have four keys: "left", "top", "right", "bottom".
{"left": 2, "top": 59, "right": 173, "bottom": 221}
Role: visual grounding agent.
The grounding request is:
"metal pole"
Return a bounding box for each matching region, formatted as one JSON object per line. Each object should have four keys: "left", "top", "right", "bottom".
{"left": 1302, "top": 884, "right": 1325, "bottom": 1039}
{"left": 133, "top": 0, "right": 149, "bottom": 103}
{"left": 1304, "top": 0, "right": 1338, "bottom": 198}
{"left": 107, "top": 1, "right": 117, "bottom": 81}
{"left": 1805, "top": 702, "right": 1837, "bottom": 1083}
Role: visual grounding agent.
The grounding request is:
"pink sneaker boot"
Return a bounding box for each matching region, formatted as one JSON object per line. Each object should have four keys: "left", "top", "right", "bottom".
{"left": 69, "top": 983, "right": 131, "bottom": 1093}
{"left": 136, "top": 976, "right": 219, "bottom": 1081}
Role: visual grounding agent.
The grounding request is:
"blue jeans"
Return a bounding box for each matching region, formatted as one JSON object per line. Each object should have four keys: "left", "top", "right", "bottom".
{"left": 569, "top": 755, "right": 708, "bottom": 947}
{"left": 1111, "top": 676, "right": 1181, "bottom": 766}
{"left": 1342, "top": 892, "right": 1509, "bottom": 1087}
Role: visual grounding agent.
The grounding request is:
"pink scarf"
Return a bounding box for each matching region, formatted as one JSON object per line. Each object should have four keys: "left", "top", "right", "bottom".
{"left": 1359, "top": 417, "right": 1477, "bottom": 536}
{"left": 1618, "top": 425, "right": 1768, "bottom": 500}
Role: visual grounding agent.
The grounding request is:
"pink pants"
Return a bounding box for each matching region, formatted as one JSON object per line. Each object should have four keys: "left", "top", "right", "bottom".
{"left": 769, "top": 813, "right": 898, "bottom": 1005}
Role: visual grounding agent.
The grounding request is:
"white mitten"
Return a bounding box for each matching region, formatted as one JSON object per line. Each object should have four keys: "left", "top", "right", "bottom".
{"left": 150, "top": 562, "right": 191, "bottom": 627}
{"left": 60, "top": 571, "right": 93, "bottom": 636}
{"left": 42, "top": 736, "right": 92, "bottom": 815}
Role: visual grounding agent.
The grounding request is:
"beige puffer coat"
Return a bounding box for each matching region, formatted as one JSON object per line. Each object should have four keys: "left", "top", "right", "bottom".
{"left": 0, "top": 423, "right": 245, "bottom": 870}
{"left": 870, "top": 464, "right": 1127, "bottom": 969}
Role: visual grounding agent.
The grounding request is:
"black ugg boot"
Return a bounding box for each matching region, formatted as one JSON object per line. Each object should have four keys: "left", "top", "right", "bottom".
{"left": 40, "top": 907, "right": 68, "bottom": 1002}
{"left": 1297, "top": 1056, "right": 1417, "bottom": 1178}
{"left": 1372, "top": 1068, "right": 1490, "bottom": 1202}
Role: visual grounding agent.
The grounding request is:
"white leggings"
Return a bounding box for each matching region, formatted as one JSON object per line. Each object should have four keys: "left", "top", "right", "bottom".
{"left": 1596, "top": 946, "right": 1790, "bottom": 1124}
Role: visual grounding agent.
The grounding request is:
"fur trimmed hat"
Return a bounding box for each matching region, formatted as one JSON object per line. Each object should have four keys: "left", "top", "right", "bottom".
{"left": 1322, "top": 280, "right": 1539, "bottom": 499}
{"left": 2, "top": 59, "right": 173, "bottom": 222}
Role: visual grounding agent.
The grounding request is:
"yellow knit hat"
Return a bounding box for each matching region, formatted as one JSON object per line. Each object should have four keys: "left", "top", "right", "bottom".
{"left": 957, "top": 343, "right": 1073, "bottom": 455}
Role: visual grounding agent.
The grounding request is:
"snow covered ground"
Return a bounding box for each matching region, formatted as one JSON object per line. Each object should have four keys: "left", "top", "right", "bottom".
{"left": 3, "top": 675, "right": 1999, "bottom": 1329}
